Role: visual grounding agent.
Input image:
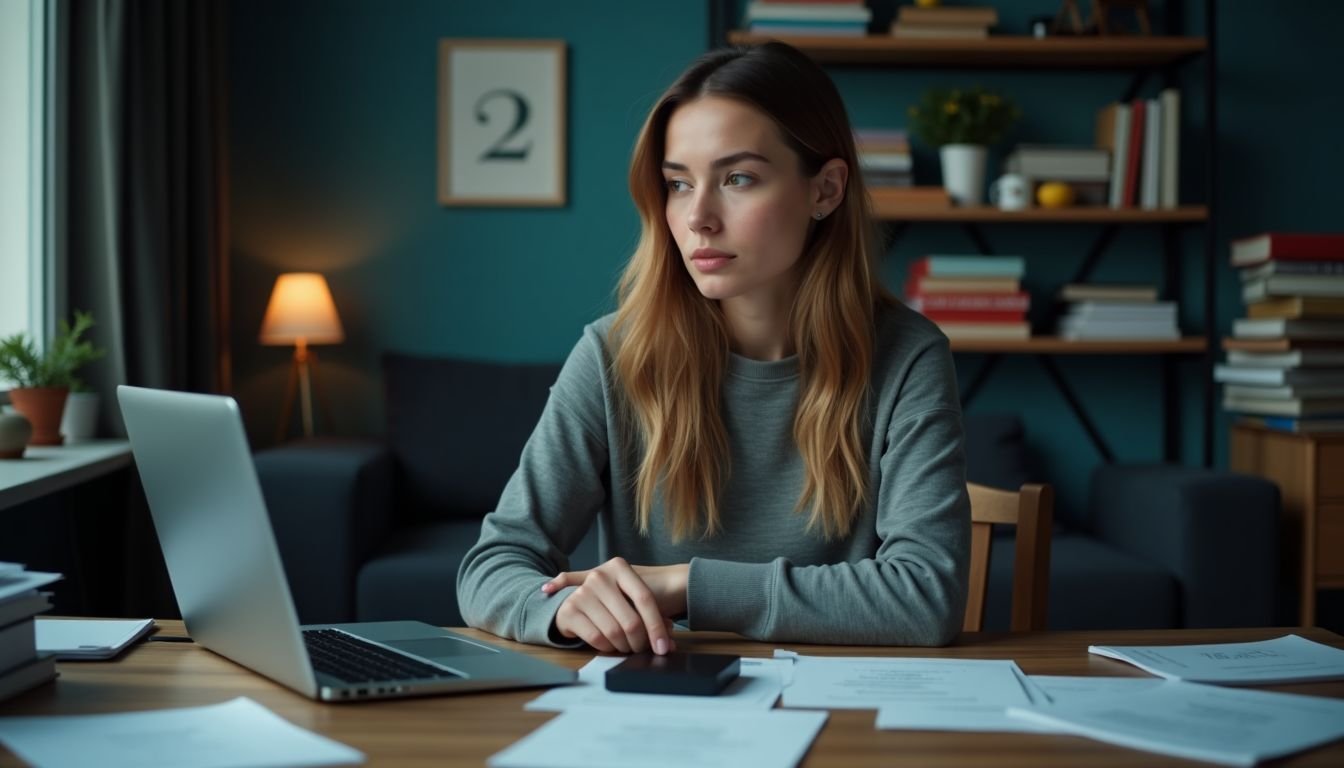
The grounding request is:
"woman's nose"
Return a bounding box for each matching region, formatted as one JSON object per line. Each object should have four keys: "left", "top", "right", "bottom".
{"left": 686, "top": 192, "right": 720, "bottom": 233}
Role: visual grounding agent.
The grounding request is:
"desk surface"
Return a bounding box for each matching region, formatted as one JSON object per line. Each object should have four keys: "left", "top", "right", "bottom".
{"left": 0, "top": 440, "right": 132, "bottom": 510}
{"left": 3, "top": 624, "right": 1343, "bottom": 767}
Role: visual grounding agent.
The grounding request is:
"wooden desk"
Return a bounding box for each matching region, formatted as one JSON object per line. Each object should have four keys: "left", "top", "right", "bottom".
{"left": 3, "top": 624, "right": 1343, "bottom": 767}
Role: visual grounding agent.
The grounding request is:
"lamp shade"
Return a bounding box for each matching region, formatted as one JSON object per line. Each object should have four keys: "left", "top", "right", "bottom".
{"left": 259, "top": 273, "right": 345, "bottom": 345}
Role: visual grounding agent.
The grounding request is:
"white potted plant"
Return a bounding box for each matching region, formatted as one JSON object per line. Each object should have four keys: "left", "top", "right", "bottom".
{"left": 0, "top": 311, "right": 105, "bottom": 447}
{"left": 909, "top": 87, "right": 1020, "bottom": 206}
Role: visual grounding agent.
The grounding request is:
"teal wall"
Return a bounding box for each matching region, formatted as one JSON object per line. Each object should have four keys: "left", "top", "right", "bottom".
{"left": 228, "top": 1, "right": 1344, "bottom": 522}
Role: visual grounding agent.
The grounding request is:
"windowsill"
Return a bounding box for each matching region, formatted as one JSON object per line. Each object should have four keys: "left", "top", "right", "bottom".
{"left": 0, "top": 440, "right": 133, "bottom": 510}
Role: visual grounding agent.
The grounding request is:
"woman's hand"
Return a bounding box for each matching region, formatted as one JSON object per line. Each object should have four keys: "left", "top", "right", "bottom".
{"left": 542, "top": 558, "right": 689, "bottom": 655}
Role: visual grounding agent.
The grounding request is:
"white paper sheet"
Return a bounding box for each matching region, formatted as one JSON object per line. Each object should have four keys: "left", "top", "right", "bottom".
{"left": 806, "top": 657, "right": 1048, "bottom": 733}
{"left": 1027, "top": 674, "right": 1166, "bottom": 703}
{"left": 36, "top": 618, "right": 155, "bottom": 659}
{"left": 0, "top": 697, "right": 364, "bottom": 768}
{"left": 526, "top": 655, "right": 786, "bottom": 712}
{"left": 1089, "top": 634, "right": 1344, "bottom": 684}
{"left": 782, "top": 655, "right": 1033, "bottom": 710}
{"left": 489, "top": 706, "right": 828, "bottom": 768}
{"left": 1008, "top": 680, "right": 1344, "bottom": 766}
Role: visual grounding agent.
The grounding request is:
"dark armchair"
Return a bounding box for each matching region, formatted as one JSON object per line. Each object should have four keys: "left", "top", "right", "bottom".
{"left": 255, "top": 356, "right": 1280, "bottom": 630}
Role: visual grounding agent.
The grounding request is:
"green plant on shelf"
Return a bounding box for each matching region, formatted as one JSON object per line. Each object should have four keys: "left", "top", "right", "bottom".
{"left": 908, "top": 86, "right": 1020, "bottom": 147}
{"left": 0, "top": 310, "right": 105, "bottom": 390}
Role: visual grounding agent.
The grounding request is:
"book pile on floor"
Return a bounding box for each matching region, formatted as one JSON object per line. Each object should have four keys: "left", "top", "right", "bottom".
{"left": 889, "top": 5, "right": 997, "bottom": 38}
{"left": 855, "top": 129, "right": 912, "bottom": 188}
{"left": 1219, "top": 232, "right": 1344, "bottom": 432}
{"left": 0, "top": 562, "right": 60, "bottom": 703}
{"left": 905, "top": 255, "right": 1030, "bottom": 340}
{"left": 742, "top": 1, "right": 871, "bottom": 37}
{"left": 1055, "top": 283, "right": 1179, "bottom": 340}
{"left": 1003, "top": 145, "right": 1112, "bottom": 207}
{"left": 1094, "top": 90, "right": 1180, "bottom": 209}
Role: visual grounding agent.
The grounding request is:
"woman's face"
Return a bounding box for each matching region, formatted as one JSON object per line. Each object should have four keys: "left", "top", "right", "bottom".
{"left": 662, "top": 96, "right": 818, "bottom": 308}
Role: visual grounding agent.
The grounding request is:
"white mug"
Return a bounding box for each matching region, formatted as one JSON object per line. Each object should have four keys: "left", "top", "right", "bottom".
{"left": 989, "top": 173, "right": 1031, "bottom": 211}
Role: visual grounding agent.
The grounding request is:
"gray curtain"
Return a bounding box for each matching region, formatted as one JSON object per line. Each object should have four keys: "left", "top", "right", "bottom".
{"left": 61, "top": 0, "right": 230, "bottom": 437}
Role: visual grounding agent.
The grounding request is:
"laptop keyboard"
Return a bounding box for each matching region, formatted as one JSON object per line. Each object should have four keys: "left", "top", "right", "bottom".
{"left": 302, "top": 628, "right": 461, "bottom": 683}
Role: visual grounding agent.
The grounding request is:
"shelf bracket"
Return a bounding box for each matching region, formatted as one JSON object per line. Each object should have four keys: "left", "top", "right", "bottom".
{"left": 958, "top": 355, "right": 1002, "bottom": 408}
{"left": 961, "top": 223, "right": 995, "bottom": 255}
{"left": 1038, "top": 357, "right": 1117, "bottom": 463}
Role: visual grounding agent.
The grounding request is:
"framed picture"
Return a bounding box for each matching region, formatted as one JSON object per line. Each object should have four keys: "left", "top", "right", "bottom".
{"left": 438, "top": 39, "right": 567, "bottom": 207}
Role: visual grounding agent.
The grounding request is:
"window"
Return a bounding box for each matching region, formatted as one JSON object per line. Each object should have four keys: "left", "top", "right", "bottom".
{"left": 0, "top": 0, "right": 45, "bottom": 371}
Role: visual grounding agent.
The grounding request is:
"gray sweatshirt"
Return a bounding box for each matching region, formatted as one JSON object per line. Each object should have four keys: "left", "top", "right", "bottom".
{"left": 457, "top": 301, "right": 970, "bottom": 647}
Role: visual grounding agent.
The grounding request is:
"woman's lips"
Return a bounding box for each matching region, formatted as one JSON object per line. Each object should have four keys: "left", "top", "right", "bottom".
{"left": 691, "top": 248, "right": 734, "bottom": 272}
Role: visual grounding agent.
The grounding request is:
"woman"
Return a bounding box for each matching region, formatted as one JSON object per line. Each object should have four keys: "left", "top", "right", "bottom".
{"left": 457, "top": 42, "right": 969, "bottom": 654}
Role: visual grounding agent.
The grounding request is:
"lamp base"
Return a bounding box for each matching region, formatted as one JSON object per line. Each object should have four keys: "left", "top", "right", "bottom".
{"left": 275, "top": 342, "right": 330, "bottom": 442}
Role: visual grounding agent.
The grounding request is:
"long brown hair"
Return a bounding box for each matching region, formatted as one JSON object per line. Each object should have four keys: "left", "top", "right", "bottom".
{"left": 611, "top": 42, "right": 892, "bottom": 542}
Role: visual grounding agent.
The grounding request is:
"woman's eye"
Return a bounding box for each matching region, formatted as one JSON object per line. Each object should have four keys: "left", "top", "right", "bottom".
{"left": 726, "top": 173, "right": 753, "bottom": 187}
{"left": 666, "top": 179, "right": 689, "bottom": 193}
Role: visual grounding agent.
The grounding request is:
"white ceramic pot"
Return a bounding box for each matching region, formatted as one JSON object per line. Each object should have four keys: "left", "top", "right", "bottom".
{"left": 61, "top": 391, "right": 100, "bottom": 443}
{"left": 939, "top": 143, "right": 989, "bottom": 206}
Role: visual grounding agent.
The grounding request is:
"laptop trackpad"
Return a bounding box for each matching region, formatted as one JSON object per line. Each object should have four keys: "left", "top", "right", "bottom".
{"left": 388, "top": 637, "right": 496, "bottom": 659}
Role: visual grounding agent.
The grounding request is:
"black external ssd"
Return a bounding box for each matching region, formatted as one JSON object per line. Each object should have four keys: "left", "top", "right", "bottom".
{"left": 604, "top": 651, "right": 741, "bottom": 696}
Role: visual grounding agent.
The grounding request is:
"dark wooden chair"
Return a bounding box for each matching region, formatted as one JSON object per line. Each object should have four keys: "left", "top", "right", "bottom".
{"left": 964, "top": 482, "right": 1054, "bottom": 632}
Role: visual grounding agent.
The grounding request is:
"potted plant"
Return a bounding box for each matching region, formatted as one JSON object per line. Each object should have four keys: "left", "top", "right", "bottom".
{"left": 0, "top": 311, "right": 105, "bottom": 447}
{"left": 908, "top": 87, "right": 1020, "bottom": 205}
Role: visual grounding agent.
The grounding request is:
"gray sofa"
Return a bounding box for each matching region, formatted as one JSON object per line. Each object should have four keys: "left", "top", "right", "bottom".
{"left": 254, "top": 353, "right": 1280, "bottom": 630}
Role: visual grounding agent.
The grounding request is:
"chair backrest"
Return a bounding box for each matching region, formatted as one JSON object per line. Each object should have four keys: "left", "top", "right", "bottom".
{"left": 963, "top": 482, "right": 1054, "bottom": 632}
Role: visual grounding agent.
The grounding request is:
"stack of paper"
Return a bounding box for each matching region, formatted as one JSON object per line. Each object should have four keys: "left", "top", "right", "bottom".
{"left": 1089, "top": 634, "right": 1344, "bottom": 684}
{"left": 36, "top": 618, "right": 156, "bottom": 660}
{"left": 0, "top": 562, "right": 61, "bottom": 702}
{"left": 1008, "top": 681, "right": 1344, "bottom": 766}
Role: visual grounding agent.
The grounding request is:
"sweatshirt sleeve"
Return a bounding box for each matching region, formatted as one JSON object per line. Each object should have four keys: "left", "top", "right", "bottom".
{"left": 455, "top": 328, "right": 611, "bottom": 647}
{"left": 686, "top": 337, "right": 971, "bottom": 646}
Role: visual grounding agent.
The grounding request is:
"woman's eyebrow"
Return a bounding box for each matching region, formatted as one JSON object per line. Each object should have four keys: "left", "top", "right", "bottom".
{"left": 662, "top": 151, "right": 771, "bottom": 171}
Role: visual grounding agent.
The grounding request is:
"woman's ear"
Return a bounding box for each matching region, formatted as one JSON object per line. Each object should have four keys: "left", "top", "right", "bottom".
{"left": 811, "top": 158, "right": 849, "bottom": 218}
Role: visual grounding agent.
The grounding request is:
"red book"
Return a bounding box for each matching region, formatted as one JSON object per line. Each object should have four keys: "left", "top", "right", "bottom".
{"left": 1123, "top": 99, "right": 1146, "bottom": 208}
{"left": 907, "top": 292, "right": 1031, "bottom": 312}
{"left": 1231, "top": 233, "right": 1344, "bottom": 267}
{"left": 920, "top": 309, "right": 1027, "bottom": 323}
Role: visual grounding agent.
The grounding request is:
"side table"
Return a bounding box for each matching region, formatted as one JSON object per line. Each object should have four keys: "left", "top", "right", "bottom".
{"left": 1230, "top": 423, "right": 1344, "bottom": 626}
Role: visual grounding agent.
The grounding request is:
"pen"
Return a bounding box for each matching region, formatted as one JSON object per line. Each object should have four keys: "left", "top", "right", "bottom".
{"left": 149, "top": 636, "right": 195, "bottom": 643}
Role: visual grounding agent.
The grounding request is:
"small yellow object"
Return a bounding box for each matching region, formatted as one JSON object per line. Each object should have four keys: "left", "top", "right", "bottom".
{"left": 1036, "top": 182, "right": 1076, "bottom": 208}
{"left": 915, "top": 0, "right": 941, "bottom": 7}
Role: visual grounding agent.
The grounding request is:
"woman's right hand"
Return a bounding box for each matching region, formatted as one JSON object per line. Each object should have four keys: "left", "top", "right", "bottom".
{"left": 543, "top": 557, "right": 678, "bottom": 655}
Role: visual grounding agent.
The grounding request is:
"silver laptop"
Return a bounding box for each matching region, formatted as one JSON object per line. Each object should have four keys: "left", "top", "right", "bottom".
{"left": 118, "top": 385, "right": 574, "bottom": 702}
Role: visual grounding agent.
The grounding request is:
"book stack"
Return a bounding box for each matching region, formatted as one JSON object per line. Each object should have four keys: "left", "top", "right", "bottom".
{"left": 905, "top": 255, "right": 1030, "bottom": 340}
{"left": 0, "top": 562, "right": 60, "bottom": 703}
{"left": 1056, "top": 283, "right": 1178, "bottom": 340}
{"left": 1219, "top": 232, "right": 1344, "bottom": 432}
{"left": 1094, "top": 90, "right": 1181, "bottom": 209}
{"left": 889, "top": 5, "right": 998, "bottom": 38}
{"left": 1003, "top": 145, "right": 1112, "bottom": 207}
{"left": 855, "top": 129, "right": 912, "bottom": 188}
{"left": 743, "top": 1, "right": 872, "bottom": 37}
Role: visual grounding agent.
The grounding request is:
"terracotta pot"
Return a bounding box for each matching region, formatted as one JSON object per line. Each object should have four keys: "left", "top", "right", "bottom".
{"left": 8, "top": 387, "right": 69, "bottom": 446}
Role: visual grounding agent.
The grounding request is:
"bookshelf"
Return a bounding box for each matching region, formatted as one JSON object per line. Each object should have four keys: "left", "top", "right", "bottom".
{"left": 716, "top": 2, "right": 1219, "bottom": 464}
{"left": 724, "top": 32, "right": 1206, "bottom": 69}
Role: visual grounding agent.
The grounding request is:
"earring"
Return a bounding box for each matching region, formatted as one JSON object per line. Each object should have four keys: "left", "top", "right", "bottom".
{"left": 813, "top": 211, "right": 825, "bottom": 221}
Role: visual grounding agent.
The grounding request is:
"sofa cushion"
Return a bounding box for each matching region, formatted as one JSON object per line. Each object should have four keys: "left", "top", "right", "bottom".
{"left": 983, "top": 532, "right": 1179, "bottom": 631}
{"left": 384, "top": 353, "right": 561, "bottom": 524}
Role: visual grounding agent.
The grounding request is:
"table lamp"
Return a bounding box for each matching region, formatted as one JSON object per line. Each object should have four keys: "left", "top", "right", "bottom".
{"left": 259, "top": 272, "right": 344, "bottom": 441}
